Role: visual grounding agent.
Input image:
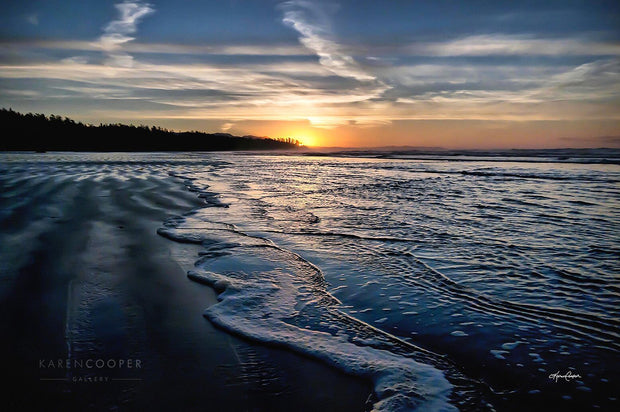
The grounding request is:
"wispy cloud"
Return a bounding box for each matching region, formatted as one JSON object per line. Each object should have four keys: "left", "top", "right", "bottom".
{"left": 279, "top": 1, "right": 376, "bottom": 82}
{"left": 2, "top": 53, "right": 618, "bottom": 125}
{"left": 9, "top": 34, "right": 618, "bottom": 63}
{"left": 220, "top": 122, "right": 234, "bottom": 132}
{"left": 1, "top": 39, "right": 311, "bottom": 57}
{"left": 98, "top": 1, "right": 154, "bottom": 67}
{"left": 408, "top": 35, "right": 620, "bottom": 57}
{"left": 378, "top": 57, "right": 620, "bottom": 120}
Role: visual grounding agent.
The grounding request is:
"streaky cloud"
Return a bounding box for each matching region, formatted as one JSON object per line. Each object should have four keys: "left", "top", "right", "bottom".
{"left": 100, "top": 1, "right": 155, "bottom": 50}
{"left": 279, "top": 0, "right": 376, "bottom": 82}
{"left": 2, "top": 57, "right": 617, "bottom": 124}
{"left": 408, "top": 35, "right": 620, "bottom": 57}
{"left": 544, "top": 58, "right": 620, "bottom": 100}
{"left": 99, "top": 1, "right": 154, "bottom": 67}
{"left": 0, "top": 39, "right": 311, "bottom": 57}
{"left": 11, "top": 35, "right": 619, "bottom": 59}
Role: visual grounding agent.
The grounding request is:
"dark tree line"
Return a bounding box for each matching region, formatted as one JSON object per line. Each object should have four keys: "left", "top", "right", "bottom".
{"left": 0, "top": 108, "right": 301, "bottom": 152}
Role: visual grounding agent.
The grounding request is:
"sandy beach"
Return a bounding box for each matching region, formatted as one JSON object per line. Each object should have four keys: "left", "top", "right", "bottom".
{"left": 0, "top": 156, "right": 370, "bottom": 411}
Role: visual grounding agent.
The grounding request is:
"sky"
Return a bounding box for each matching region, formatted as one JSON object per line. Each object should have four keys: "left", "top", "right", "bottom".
{"left": 1, "top": 0, "right": 619, "bottom": 148}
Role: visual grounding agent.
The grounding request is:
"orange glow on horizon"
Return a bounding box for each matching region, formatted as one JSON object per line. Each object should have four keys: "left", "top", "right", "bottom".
{"left": 143, "top": 117, "right": 620, "bottom": 150}
{"left": 294, "top": 135, "right": 316, "bottom": 147}
{"left": 284, "top": 128, "right": 321, "bottom": 147}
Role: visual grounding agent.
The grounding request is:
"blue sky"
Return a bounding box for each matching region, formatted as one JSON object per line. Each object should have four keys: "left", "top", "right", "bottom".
{"left": 1, "top": 0, "right": 619, "bottom": 148}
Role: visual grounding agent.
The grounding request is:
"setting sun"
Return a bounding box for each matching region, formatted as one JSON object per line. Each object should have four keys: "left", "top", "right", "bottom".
{"left": 295, "top": 135, "right": 315, "bottom": 147}
{"left": 286, "top": 129, "right": 320, "bottom": 147}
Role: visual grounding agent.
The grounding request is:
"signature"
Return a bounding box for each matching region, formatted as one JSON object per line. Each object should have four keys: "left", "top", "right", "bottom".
{"left": 549, "top": 371, "right": 581, "bottom": 382}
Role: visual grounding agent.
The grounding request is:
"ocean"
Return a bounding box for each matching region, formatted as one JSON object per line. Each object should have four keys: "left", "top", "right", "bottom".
{"left": 1, "top": 150, "right": 618, "bottom": 411}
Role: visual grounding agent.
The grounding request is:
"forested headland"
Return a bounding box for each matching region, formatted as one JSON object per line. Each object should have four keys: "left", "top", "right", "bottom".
{"left": 0, "top": 108, "right": 301, "bottom": 152}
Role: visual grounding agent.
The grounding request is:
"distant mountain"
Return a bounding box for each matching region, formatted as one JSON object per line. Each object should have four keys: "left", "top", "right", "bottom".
{"left": 0, "top": 108, "right": 301, "bottom": 152}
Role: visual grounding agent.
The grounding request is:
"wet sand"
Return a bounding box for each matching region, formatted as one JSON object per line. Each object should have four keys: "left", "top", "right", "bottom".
{"left": 0, "top": 159, "right": 371, "bottom": 411}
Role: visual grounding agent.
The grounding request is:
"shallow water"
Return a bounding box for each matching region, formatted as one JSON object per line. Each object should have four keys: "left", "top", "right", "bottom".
{"left": 161, "top": 152, "right": 619, "bottom": 411}
{"left": 2, "top": 151, "right": 619, "bottom": 410}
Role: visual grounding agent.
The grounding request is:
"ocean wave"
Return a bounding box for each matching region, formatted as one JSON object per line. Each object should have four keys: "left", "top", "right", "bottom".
{"left": 158, "top": 214, "right": 491, "bottom": 411}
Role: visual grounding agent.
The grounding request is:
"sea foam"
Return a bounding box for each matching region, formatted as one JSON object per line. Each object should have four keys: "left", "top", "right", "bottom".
{"left": 158, "top": 214, "right": 459, "bottom": 411}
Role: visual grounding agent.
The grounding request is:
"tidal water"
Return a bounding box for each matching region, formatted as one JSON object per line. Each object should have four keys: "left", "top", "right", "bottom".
{"left": 2, "top": 151, "right": 618, "bottom": 411}
{"left": 159, "top": 151, "right": 619, "bottom": 411}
